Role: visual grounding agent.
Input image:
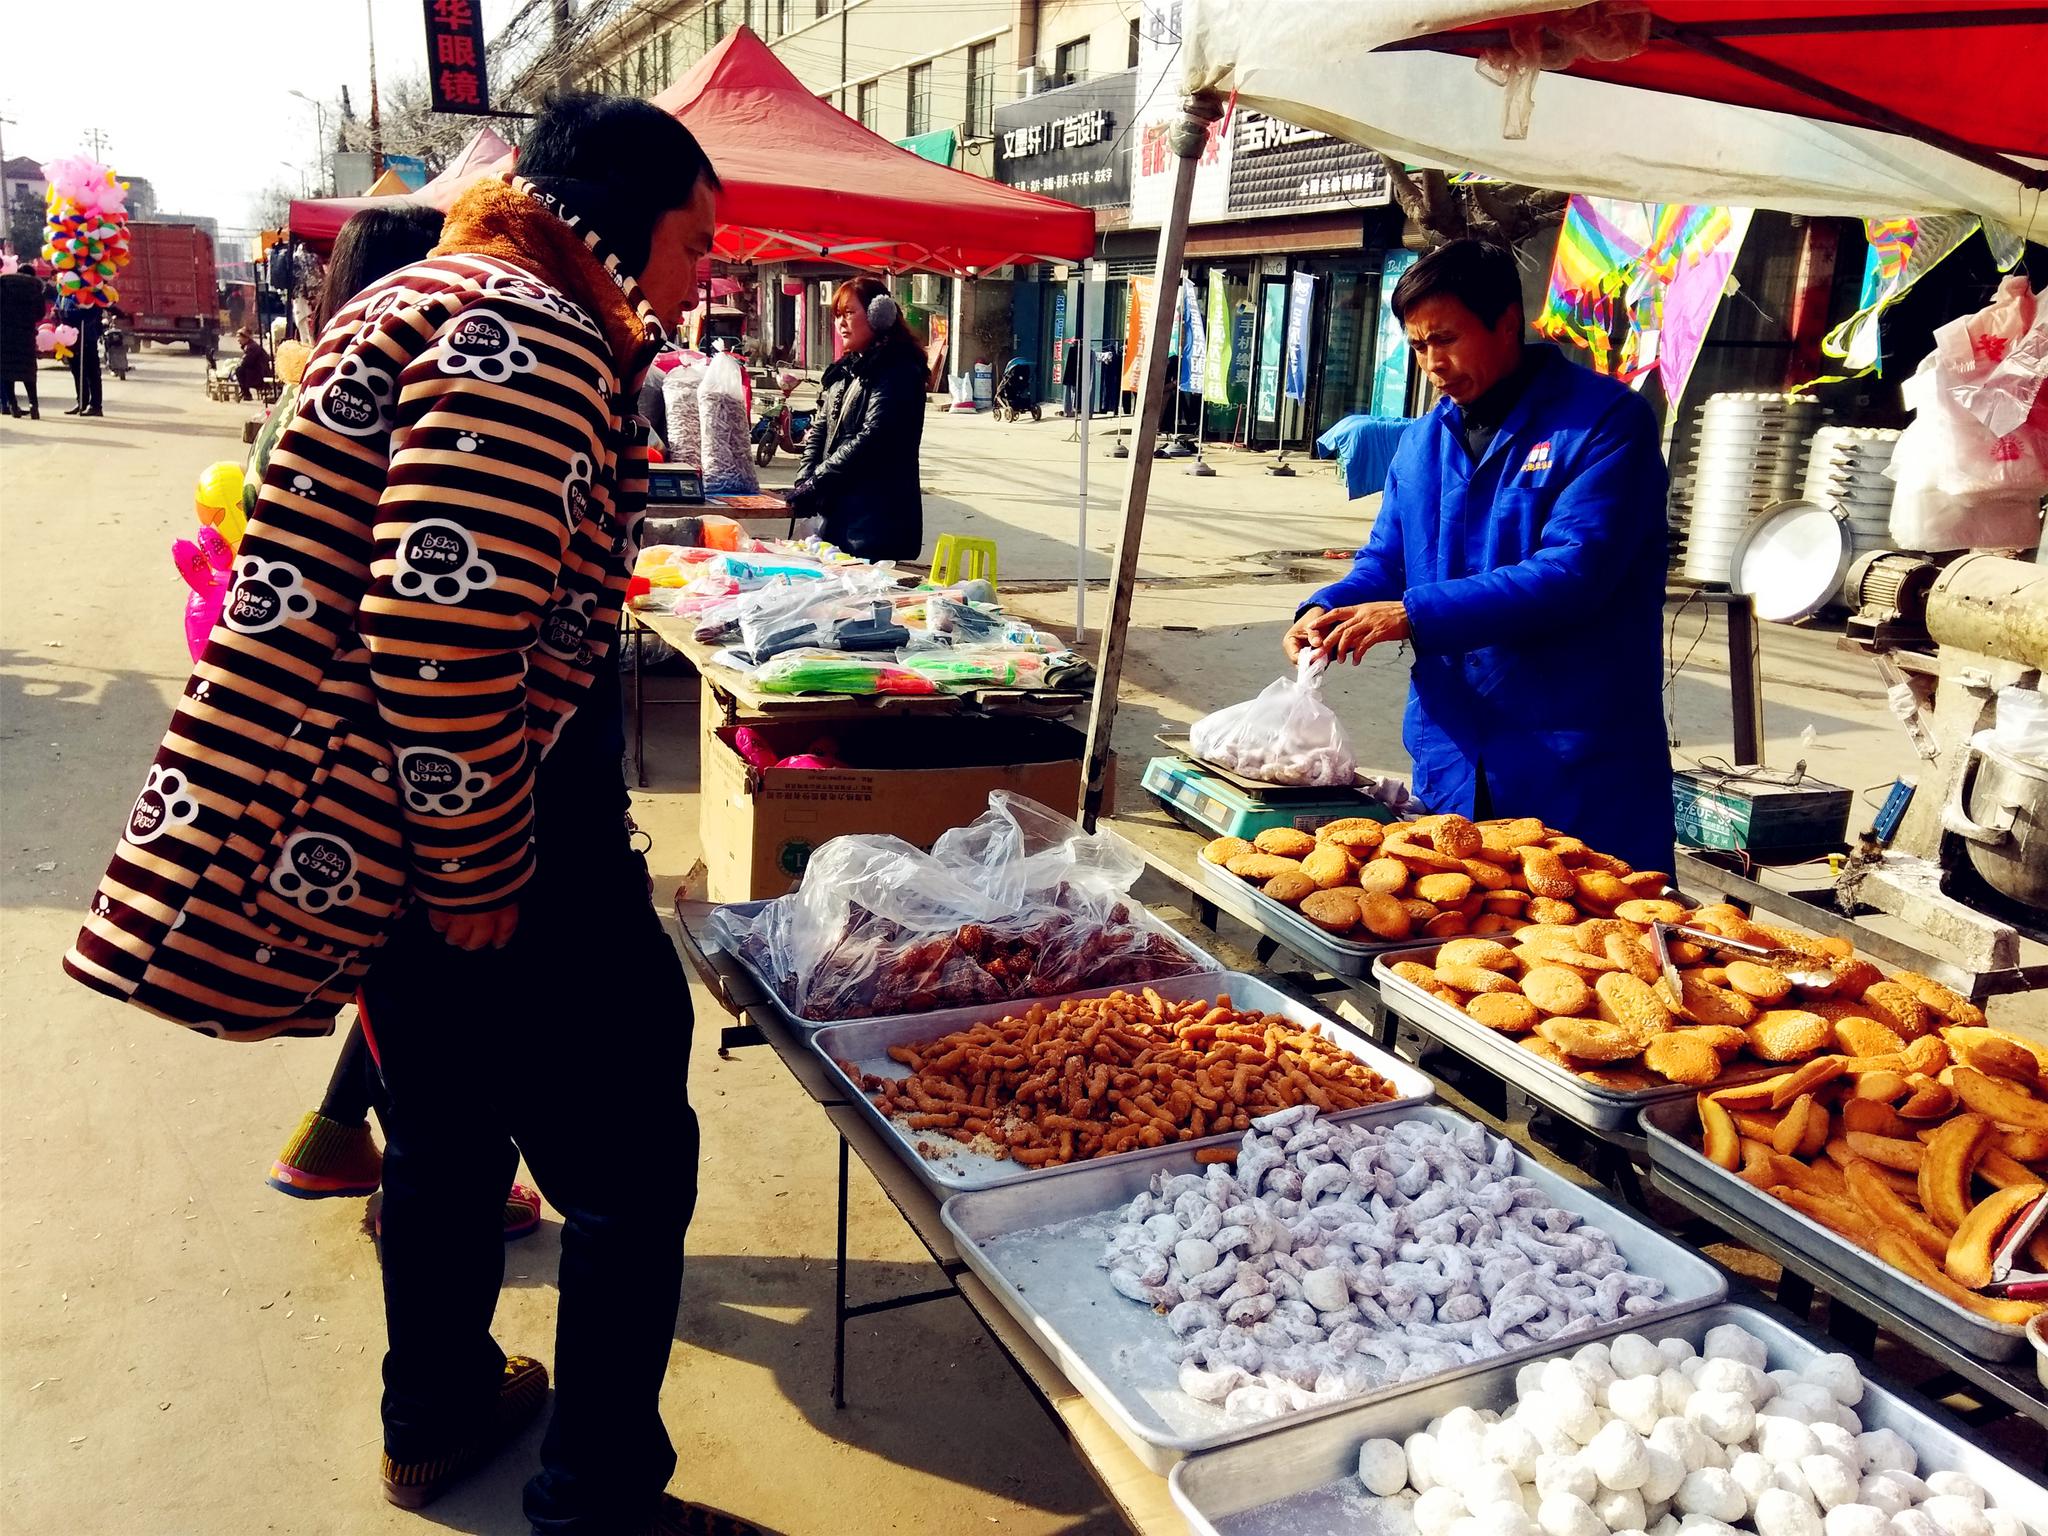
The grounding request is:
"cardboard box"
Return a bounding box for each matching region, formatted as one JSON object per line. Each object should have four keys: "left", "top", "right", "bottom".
{"left": 702, "top": 716, "right": 1102, "bottom": 900}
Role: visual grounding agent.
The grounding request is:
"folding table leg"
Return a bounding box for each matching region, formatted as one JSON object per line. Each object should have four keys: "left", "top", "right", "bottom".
{"left": 833, "top": 1134, "right": 850, "bottom": 1411}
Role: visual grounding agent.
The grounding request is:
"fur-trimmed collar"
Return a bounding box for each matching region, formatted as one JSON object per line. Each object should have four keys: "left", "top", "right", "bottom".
{"left": 436, "top": 176, "right": 652, "bottom": 375}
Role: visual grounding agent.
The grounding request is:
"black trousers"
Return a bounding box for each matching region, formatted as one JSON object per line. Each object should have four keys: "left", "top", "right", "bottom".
{"left": 75, "top": 310, "right": 102, "bottom": 410}
{"left": 361, "top": 686, "right": 696, "bottom": 1532}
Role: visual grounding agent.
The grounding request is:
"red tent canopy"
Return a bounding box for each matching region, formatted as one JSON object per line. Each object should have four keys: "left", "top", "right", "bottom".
{"left": 1382, "top": 1, "right": 2048, "bottom": 189}
{"left": 287, "top": 127, "right": 515, "bottom": 249}
{"left": 651, "top": 28, "right": 1096, "bottom": 273}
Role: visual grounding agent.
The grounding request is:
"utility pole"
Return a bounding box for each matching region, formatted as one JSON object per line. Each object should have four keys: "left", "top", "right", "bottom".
{"left": 367, "top": 0, "right": 384, "bottom": 175}
{"left": 83, "top": 126, "right": 112, "bottom": 160}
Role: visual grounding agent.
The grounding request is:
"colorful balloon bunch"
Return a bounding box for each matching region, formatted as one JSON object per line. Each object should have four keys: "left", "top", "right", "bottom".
{"left": 176, "top": 462, "right": 248, "bottom": 658}
{"left": 41, "top": 156, "right": 132, "bottom": 308}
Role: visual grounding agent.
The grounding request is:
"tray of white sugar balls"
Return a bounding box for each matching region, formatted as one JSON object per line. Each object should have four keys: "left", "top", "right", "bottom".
{"left": 1168, "top": 1304, "right": 2045, "bottom": 1536}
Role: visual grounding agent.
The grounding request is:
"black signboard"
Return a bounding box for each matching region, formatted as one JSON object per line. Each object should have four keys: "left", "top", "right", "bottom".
{"left": 424, "top": 0, "right": 492, "bottom": 116}
{"left": 993, "top": 69, "right": 1136, "bottom": 208}
{"left": 1227, "top": 110, "right": 1389, "bottom": 218}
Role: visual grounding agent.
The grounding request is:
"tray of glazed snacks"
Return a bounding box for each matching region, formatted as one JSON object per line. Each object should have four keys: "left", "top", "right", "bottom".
{"left": 1643, "top": 1015, "right": 2048, "bottom": 1361}
{"left": 1197, "top": 815, "right": 1676, "bottom": 979}
{"left": 1168, "top": 1302, "right": 2048, "bottom": 1536}
{"left": 712, "top": 791, "right": 1221, "bottom": 1027}
{"left": 938, "top": 1102, "right": 1724, "bottom": 1473}
{"left": 814, "top": 972, "right": 1433, "bottom": 1194}
{"left": 1370, "top": 904, "right": 1946, "bottom": 1133}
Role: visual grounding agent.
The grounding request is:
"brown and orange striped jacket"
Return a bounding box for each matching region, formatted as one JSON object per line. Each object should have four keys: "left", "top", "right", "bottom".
{"left": 65, "top": 175, "right": 666, "bottom": 1040}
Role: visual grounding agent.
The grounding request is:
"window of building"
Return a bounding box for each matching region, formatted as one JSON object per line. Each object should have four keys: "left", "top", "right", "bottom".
{"left": 1054, "top": 37, "right": 1089, "bottom": 85}
{"left": 815, "top": 0, "right": 830, "bottom": 15}
{"left": 907, "top": 63, "right": 932, "bottom": 136}
{"left": 857, "top": 79, "right": 878, "bottom": 132}
{"left": 966, "top": 40, "right": 996, "bottom": 138}
{"left": 775, "top": 0, "right": 792, "bottom": 35}
{"left": 659, "top": 29, "right": 671, "bottom": 84}
{"left": 707, "top": 2, "right": 725, "bottom": 45}
{"left": 1128, "top": 17, "right": 1141, "bottom": 67}
{"left": 636, "top": 46, "right": 649, "bottom": 94}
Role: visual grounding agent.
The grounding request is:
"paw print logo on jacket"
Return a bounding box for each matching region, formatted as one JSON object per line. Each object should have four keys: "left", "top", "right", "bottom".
{"left": 393, "top": 519, "right": 497, "bottom": 604}
{"left": 484, "top": 276, "right": 598, "bottom": 333}
{"left": 128, "top": 764, "right": 200, "bottom": 845}
{"left": 438, "top": 308, "right": 539, "bottom": 383}
{"left": 537, "top": 591, "right": 597, "bottom": 664}
{"left": 314, "top": 353, "right": 396, "bottom": 437}
{"left": 225, "top": 557, "right": 318, "bottom": 634}
{"left": 397, "top": 747, "right": 491, "bottom": 816}
{"left": 562, "top": 453, "right": 594, "bottom": 522}
{"left": 269, "top": 830, "right": 361, "bottom": 913}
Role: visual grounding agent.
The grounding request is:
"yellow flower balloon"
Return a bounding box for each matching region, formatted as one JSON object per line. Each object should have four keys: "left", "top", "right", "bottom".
{"left": 194, "top": 460, "right": 245, "bottom": 513}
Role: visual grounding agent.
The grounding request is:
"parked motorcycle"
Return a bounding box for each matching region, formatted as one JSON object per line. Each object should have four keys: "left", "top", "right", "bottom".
{"left": 752, "top": 370, "right": 818, "bottom": 467}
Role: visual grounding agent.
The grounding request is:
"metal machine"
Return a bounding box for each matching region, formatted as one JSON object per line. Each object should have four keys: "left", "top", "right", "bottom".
{"left": 1837, "top": 550, "right": 2048, "bottom": 979}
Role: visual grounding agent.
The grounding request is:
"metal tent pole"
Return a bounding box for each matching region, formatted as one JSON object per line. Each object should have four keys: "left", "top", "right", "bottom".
{"left": 1079, "top": 95, "right": 1221, "bottom": 828}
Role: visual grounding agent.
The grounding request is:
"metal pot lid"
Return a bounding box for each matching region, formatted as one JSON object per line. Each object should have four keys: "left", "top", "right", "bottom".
{"left": 1731, "top": 498, "right": 1854, "bottom": 623}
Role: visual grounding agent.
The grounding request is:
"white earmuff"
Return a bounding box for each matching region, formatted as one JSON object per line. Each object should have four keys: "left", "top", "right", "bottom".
{"left": 866, "top": 292, "right": 900, "bottom": 331}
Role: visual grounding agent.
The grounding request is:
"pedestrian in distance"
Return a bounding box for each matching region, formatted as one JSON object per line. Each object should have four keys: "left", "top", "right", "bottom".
{"left": 232, "top": 326, "right": 270, "bottom": 401}
{"left": 783, "top": 274, "right": 929, "bottom": 560}
{"left": 0, "top": 266, "right": 43, "bottom": 419}
{"left": 66, "top": 94, "right": 762, "bottom": 1535}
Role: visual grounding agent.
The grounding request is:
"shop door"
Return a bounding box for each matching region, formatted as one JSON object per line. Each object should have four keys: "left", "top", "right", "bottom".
{"left": 1314, "top": 269, "right": 1379, "bottom": 441}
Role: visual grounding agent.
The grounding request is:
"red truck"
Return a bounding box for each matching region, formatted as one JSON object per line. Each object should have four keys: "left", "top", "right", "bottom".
{"left": 123, "top": 221, "right": 219, "bottom": 354}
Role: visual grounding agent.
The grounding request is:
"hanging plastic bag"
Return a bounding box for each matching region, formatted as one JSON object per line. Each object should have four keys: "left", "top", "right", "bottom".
{"left": 698, "top": 351, "right": 759, "bottom": 495}
{"left": 1189, "top": 651, "right": 1358, "bottom": 787}
{"left": 661, "top": 353, "right": 708, "bottom": 469}
{"left": 712, "top": 792, "right": 1198, "bottom": 1020}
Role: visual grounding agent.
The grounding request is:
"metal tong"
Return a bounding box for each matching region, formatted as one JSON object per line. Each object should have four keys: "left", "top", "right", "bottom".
{"left": 1649, "top": 922, "right": 1839, "bottom": 999}
{"left": 1988, "top": 1190, "right": 2048, "bottom": 1299}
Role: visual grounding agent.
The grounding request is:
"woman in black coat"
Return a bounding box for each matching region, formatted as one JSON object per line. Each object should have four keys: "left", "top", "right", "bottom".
{"left": 787, "top": 276, "right": 927, "bottom": 560}
{"left": 0, "top": 270, "right": 45, "bottom": 419}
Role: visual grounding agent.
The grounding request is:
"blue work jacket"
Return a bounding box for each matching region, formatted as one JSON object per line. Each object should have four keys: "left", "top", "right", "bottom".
{"left": 1306, "top": 345, "right": 1675, "bottom": 872}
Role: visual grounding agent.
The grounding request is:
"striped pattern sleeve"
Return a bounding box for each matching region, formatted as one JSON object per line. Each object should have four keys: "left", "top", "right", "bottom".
{"left": 358, "top": 294, "right": 613, "bottom": 910}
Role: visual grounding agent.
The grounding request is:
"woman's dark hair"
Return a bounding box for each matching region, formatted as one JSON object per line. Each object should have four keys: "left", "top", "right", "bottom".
{"left": 1391, "top": 238, "right": 1523, "bottom": 327}
{"left": 315, "top": 205, "right": 445, "bottom": 332}
{"left": 520, "top": 93, "right": 721, "bottom": 275}
{"left": 832, "top": 276, "right": 924, "bottom": 365}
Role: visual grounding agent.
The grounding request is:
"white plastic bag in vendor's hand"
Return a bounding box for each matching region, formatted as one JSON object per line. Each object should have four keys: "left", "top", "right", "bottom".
{"left": 1188, "top": 651, "right": 1358, "bottom": 788}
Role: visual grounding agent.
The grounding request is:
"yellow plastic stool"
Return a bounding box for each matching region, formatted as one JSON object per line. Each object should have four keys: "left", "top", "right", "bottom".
{"left": 928, "top": 534, "right": 999, "bottom": 593}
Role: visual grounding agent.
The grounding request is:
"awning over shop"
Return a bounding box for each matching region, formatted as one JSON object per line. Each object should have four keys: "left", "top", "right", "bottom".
{"left": 1180, "top": 0, "right": 2048, "bottom": 239}
{"left": 652, "top": 28, "right": 1094, "bottom": 274}
{"left": 895, "top": 129, "right": 958, "bottom": 166}
{"left": 286, "top": 126, "right": 515, "bottom": 249}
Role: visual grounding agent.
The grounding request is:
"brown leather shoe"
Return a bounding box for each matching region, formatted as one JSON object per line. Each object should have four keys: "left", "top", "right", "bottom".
{"left": 379, "top": 1354, "right": 549, "bottom": 1509}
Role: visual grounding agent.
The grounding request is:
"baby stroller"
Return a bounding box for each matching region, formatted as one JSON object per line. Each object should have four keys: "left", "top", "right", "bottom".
{"left": 993, "top": 357, "right": 1041, "bottom": 422}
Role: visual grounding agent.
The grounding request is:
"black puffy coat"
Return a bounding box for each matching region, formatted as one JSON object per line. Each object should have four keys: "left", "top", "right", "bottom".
{"left": 797, "top": 339, "right": 926, "bottom": 561}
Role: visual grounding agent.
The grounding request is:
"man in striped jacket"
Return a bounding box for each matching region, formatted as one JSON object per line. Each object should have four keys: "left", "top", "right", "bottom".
{"left": 66, "top": 99, "right": 746, "bottom": 1534}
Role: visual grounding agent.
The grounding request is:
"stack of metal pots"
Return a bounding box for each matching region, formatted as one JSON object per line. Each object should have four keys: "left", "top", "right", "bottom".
{"left": 1801, "top": 426, "right": 1901, "bottom": 578}
{"left": 1681, "top": 392, "right": 1822, "bottom": 584}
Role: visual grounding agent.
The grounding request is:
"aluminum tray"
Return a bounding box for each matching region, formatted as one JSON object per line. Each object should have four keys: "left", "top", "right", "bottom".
{"left": 1197, "top": 858, "right": 1419, "bottom": 977}
{"left": 1641, "top": 1097, "right": 2029, "bottom": 1361}
{"left": 1168, "top": 1302, "right": 2048, "bottom": 1536}
{"left": 812, "top": 972, "right": 1435, "bottom": 1195}
{"left": 939, "top": 1102, "right": 1725, "bottom": 1473}
{"left": 704, "top": 899, "right": 1223, "bottom": 1033}
{"left": 1371, "top": 945, "right": 1772, "bottom": 1133}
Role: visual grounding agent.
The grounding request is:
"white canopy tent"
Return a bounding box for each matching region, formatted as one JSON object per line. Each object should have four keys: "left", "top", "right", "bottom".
{"left": 1077, "top": 1, "right": 2048, "bottom": 822}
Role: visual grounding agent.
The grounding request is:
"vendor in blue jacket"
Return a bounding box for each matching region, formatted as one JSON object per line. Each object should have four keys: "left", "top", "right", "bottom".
{"left": 1284, "top": 239, "right": 1674, "bottom": 872}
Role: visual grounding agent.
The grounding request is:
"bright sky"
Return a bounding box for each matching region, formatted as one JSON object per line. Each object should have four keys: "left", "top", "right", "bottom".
{"left": 0, "top": 0, "right": 525, "bottom": 231}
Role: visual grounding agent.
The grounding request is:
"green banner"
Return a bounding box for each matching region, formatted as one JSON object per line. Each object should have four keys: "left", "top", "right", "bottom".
{"left": 1203, "top": 270, "right": 1233, "bottom": 405}
{"left": 895, "top": 128, "right": 957, "bottom": 165}
{"left": 1255, "top": 283, "right": 1285, "bottom": 425}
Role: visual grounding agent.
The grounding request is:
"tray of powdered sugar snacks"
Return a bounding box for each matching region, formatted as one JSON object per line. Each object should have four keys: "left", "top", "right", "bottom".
{"left": 938, "top": 1102, "right": 1724, "bottom": 1473}
{"left": 1168, "top": 1302, "right": 2048, "bottom": 1536}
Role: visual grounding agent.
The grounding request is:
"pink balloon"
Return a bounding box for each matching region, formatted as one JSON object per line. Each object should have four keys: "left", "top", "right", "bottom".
{"left": 53, "top": 324, "right": 78, "bottom": 347}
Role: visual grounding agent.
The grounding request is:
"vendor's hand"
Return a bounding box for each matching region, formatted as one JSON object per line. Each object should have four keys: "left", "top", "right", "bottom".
{"left": 429, "top": 903, "right": 520, "bottom": 951}
{"left": 785, "top": 477, "right": 818, "bottom": 511}
{"left": 1283, "top": 606, "right": 1327, "bottom": 665}
{"left": 1317, "top": 601, "right": 1411, "bottom": 664}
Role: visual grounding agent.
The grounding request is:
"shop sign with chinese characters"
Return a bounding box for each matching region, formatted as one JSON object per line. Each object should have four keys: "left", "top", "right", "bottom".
{"left": 1227, "top": 112, "right": 1389, "bottom": 218}
{"left": 993, "top": 70, "right": 1136, "bottom": 208}
{"left": 423, "top": 0, "right": 492, "bottom": 115}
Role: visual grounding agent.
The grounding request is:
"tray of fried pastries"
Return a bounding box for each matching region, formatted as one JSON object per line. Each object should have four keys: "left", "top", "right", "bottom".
{"left": 1367, "top": 897, "right": 1941, "bottom": 1132}
{"left": 1642, "top": 1018, "right": 2048, "bottom": 1362}
{"left": 812, "top": 972, "right": 1434, "bottom": 1194}
{"left": 1196, "top": 814, "right": 1679, "bottom": 979}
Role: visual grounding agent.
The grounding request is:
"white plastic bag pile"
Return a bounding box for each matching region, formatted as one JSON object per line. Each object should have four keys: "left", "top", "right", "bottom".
{"left": 1888, "top": 275, "right": 2047, "bottom": 552}
{"left": 699, "top": 351, "right": 759, "bottom": 495}
{"left": 1189, "top": 652, "right": 1358, "bottom": 787}
{"left": 660, "top": 355, "right": 707, "bottom": 469}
